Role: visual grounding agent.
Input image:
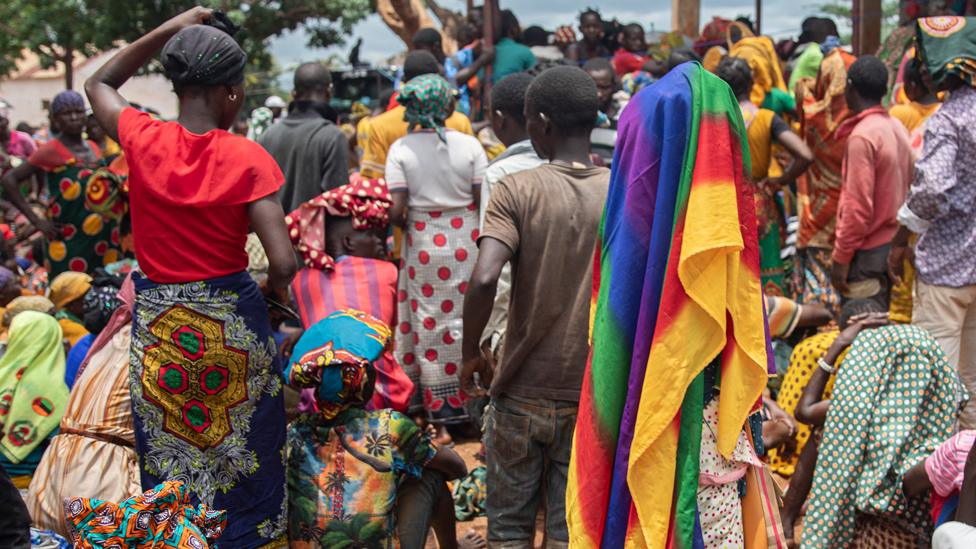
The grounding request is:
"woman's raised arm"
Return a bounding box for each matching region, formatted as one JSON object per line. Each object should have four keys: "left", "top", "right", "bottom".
{"left": 85, "top": 7, "right": 213, "bottom": 142}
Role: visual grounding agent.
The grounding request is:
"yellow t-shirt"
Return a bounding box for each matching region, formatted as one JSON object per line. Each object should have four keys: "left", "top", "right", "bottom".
{"left": 360, "top": 106, "right": 474, "bottom": 178}
{"left": 889, "top": 101, "right": 940, "bottom": 133}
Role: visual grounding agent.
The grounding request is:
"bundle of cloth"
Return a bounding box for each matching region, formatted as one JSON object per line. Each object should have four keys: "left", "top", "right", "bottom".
{"left": 566, "top": 61, "right": 777, "bottom": 548}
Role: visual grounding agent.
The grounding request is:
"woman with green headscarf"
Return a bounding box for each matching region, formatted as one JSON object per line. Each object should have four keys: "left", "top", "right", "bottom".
{"left": 386, "top": 74, "right": 489, "bottom": 440}
{"left": 0, "top": 311, "right": 67, "bottom": 487}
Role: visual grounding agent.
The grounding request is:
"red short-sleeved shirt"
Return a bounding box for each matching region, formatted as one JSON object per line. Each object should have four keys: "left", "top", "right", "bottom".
{"left": 118, "top": 108, "right": 284, "bottom": 283}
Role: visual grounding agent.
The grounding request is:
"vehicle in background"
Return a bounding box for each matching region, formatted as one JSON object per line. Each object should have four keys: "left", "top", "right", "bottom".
{"left": 330, "top": 66, "right": 397, "bottom": 119}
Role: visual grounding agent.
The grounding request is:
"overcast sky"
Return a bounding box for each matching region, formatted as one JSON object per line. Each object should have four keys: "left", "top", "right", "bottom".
{"left": 269, "top": 0, "right": 842, "bottom": 71}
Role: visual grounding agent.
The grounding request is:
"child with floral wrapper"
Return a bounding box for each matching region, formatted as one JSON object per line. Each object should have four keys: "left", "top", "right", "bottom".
{"left": 284, "top": 175, "right": 414, "bottom": 416}
{"left": 284, "top": 309, "right": 481, "bottom": 549}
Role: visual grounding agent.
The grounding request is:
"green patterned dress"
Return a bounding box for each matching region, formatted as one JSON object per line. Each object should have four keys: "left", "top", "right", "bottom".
{"left": 802, "top": 325, "right": 963, "bottom": 547}
{"left": 27, "top": 139, "right": 122, "bottom": 276}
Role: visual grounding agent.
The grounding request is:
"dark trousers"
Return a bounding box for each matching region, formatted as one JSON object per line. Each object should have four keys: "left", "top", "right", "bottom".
{"left": 843, "top": 243, "right": 892, "bottom": 310}
{"left": 396, "top": 468, "right": 448, "bottom": 549}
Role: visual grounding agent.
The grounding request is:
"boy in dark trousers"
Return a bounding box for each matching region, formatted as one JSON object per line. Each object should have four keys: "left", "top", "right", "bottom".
{"left": 461, "top": 65, "right": 610, "bottom": 549}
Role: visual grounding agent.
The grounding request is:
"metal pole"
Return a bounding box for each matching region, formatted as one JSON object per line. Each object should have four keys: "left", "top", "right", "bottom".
{"left": 755, "top": 0, "right": 762, "bottom": 35}
{"left": 483, "top": 0, "right": 496, "bottom": 117}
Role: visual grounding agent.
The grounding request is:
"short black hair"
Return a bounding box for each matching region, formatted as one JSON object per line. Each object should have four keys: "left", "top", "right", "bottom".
{"left": 847, "top": 55, "right": 888, "bottom": 102}
{"left": 715, "top": 56, "right": 753, "bottom": 100}
{"left": 839, "top": 298, "right": 886, "bottom": 329}
{"left": 799, "top": 17, "right": 839, "bottom": 45}
{"left": 583, "top": 57, "right": 615, "bottom": 78}
{"left": 667, "top": 48, "right": 701, "bottom": 72}
{"left": 294, "top": 62, "right": 332, "bottom": 96}
{"left": 735, "top": 17, "right": 755, "bottom": 35}
{"left": 522, "top": 25, "right": 549, "bottom": 47}
{"left": 580, "top": 7, "right": 602, "bottom": 22}
{"left": 491, "top": 72, "right": 534, "bottom": 125}
{"left": 526, "top": 65, "right": 598, "bottom": 136}
{"left": 622, "top": 23, "right": 644, "bottom": 36}
{"left": 527, "top": 58, "right": 571, "bottom": 77}
{"left": 904, "top": 57, "right": 927, "bottom": 92}
{"left": 501, "top": 10, "right": 520, "bottom": 39}
{"left": 455, "top": 23, "right": 476, "bottom": 45}
{"left": 402, "top": 51, "right": 441, "bottom": 81}
{"left": 412, "top": 28, "right": 442, "bottom": 49}
{"left": 378, "top": 88, "right": 396, "bottom": 109}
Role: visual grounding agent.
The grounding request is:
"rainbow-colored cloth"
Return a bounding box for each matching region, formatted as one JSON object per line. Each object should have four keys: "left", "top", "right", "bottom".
{"left": 566, "top": 62, "right": 770, "bottom": 548}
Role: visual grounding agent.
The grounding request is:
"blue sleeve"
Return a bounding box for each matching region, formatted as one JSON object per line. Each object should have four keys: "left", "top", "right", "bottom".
{"left": 457, "top": 48, "right": 475, "bottom": 67}
{"left": 65, "top": 333, "right": 95, "bottom": 389}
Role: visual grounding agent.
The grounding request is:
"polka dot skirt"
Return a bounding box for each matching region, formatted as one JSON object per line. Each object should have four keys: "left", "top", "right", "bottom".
{"left": 395, "top": 205, "right": 479, "bottom": 424}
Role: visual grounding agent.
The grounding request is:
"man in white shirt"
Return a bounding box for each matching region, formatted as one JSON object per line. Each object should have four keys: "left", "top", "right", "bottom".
{"left": 479, "top": 72, "right": 545, "bottom": 358}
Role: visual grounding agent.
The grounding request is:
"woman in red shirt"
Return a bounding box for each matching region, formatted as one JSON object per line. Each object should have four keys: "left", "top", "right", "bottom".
{"left": 84, "top": 8, "right": 296, "bottom": 547}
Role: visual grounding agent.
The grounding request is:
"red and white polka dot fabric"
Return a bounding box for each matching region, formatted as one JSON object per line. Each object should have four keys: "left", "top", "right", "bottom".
{"left": 395, "top": 204, "right": 479, "bottom": 423}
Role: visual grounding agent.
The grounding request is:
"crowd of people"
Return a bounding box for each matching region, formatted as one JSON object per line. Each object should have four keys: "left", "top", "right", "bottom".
{"left": 2, "top": 2, "right": 976, "bottom": 549}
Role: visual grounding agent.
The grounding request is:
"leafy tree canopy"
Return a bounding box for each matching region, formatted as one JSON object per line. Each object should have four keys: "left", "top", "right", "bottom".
{"left": 0, "top": 0, "right": 371, "bottom": 87}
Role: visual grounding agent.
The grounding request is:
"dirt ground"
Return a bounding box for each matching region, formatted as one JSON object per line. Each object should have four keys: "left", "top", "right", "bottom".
{"left": 422, "top": 446, "right": 805, "bottom": 548}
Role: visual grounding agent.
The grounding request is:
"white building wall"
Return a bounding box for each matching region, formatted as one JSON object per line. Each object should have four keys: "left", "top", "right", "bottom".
{"left": 0, "top": 49, "right": 178, "bottom": 126}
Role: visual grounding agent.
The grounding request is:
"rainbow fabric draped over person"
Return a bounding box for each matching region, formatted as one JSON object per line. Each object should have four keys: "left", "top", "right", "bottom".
{"left": 566, "top": 62, "right": 769, "bottom": 548}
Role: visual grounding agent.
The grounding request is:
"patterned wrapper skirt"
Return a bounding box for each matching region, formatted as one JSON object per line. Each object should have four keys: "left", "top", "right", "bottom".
{"left": 793, "top": 247, "right": 840, "bottom": 316}
{"left": 396, "top": 205, "right": 479, "bottom": 424}
{"left": 129, "top": 271, "right": 287, "bottom": 548}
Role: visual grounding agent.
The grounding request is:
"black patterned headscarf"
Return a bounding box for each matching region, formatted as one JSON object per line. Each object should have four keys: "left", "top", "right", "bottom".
{"left": 161, "top": 24, "right": 247, "bottom": 87}
{"left": 82, "top": 284, "right": 122, "bottom": 334}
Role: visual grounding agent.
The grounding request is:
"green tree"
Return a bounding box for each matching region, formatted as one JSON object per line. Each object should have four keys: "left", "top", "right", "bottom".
{"left": 0, "top": 0, "right": 119, "bottom": 89}
{"left": 0, "top": 0, "right": 371, "bottom": 88}
{"left": 817, "top": 1, "right": 901, "bottom": 43}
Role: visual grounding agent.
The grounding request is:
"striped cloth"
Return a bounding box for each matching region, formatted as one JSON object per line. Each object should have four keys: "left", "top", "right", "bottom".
{"left": 765, "top": 295, "right": 802, "bottom": 339}
{"left": 926, "top": 430, "right": 976, "bottom": 498}
{"left": 566, "top": 62, "right": 770, "bottom": 548}
{"left": 292, "top": 257, "right": 397, "bottom": 330}
{"left": 291, "top": 257, "right": 413, "bottom": 413}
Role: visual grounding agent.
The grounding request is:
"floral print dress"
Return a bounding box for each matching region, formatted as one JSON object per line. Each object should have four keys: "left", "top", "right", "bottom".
{"left": 286, "top": 408, "right": 436, "bottom": 548}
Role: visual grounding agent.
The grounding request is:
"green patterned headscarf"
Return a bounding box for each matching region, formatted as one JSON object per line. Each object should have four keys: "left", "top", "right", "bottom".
{"left": 916, "top": 16, "right": 976, "bottom": 88}
{"left": 399, "top": 74, "right": 453, "bottom": 141}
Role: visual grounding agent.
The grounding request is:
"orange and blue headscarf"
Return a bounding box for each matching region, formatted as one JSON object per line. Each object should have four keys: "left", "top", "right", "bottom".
{"left": 66, "top": 481, "right": 226, "bottom": 548}
{"left": 285, "top": 309, "right": 392, "bottom": 420}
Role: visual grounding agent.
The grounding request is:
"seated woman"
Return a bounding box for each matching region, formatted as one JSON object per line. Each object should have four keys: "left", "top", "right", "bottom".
{"left": 48, "top": 271, "right": 92, "bottom": 347}
{"left": 285, "top": 309, "right": 481, "bottom": 549}
{"left": 0, "top": 311, "right": 67, "bottom": 488}
{"left": 2, "top": 295, "right": 55, "bottom": 327}
{"left": 62, "top": 281, "right": 120, "bottom": 388}
{"left": 26, "top": 276, "right": 139, "bottom": 538}
{"left": 285, "top": 176, "right": 413, "bottom": 414}
{"left": 797, "top": 308, "right": 962, "bottom": 547}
